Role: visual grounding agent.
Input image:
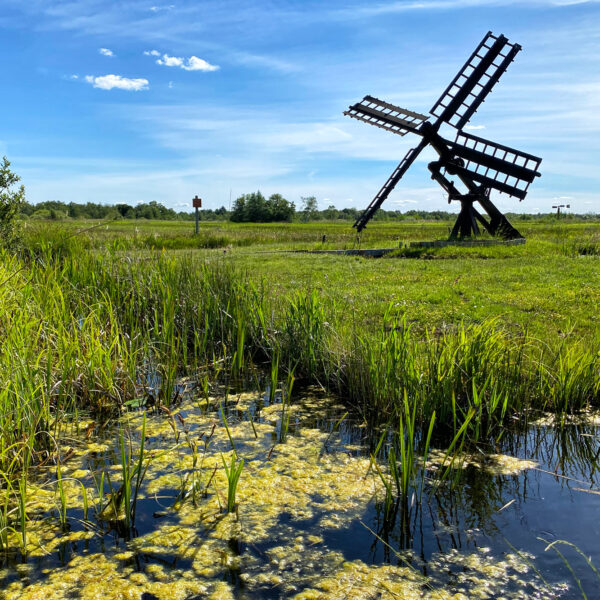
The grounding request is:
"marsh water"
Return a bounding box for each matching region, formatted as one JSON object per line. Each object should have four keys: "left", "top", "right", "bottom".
{"left": 1, "top": 385, "right": 599, "bottom": 599}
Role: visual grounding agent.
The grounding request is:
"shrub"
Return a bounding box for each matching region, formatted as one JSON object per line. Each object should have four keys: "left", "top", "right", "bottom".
{"left": 0, "top": 157, "right": 26, "bottom": 249}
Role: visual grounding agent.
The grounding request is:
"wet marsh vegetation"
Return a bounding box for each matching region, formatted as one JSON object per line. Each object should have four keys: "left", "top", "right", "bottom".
{"left": 1, "top": 220, "right": 599, "bottom": 598}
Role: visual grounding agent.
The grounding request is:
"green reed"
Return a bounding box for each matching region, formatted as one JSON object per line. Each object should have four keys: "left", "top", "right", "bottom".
{"left": 279, "top": 367, "right": 295, "bottom": 444}
{"left": 269, "top": 352, "right": 279, "bottom": 405}
{"left": 221, "top": 451, "right": 244, "bottom": 514}
{"left": 95, "top": 413, "right": 148, "bottom": 528}
{"left": 371, "top": 391, "right": 436, "bottom": 522}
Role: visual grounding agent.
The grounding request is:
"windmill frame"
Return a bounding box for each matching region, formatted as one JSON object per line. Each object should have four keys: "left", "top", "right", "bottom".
{"left": 344, "top": 31, "right": 542, "bottom": 240}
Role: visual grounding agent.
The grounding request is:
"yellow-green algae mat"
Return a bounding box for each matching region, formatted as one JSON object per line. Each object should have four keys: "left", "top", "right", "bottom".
{"left": 1, "top": 394, "right": 555, "bottom": 599}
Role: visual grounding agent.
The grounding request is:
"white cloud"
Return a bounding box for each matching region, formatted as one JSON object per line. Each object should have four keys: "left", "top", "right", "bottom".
{"left": 157, "top": 54, "right": 183, "bottom": 67}
{"left": 154, "top": 53, "right": 219, "bottom": 72}
{"left": 144, "top": 50, "right": 161, "bottom": 56}
{"left": 183, "top": 56, "right": 219, "bottom": 72}
{"left": 149, "top": 4, "right": 175, "bottom": 11}
{"left": 84, "top": 74, "right": 149, "bottom": 91}
{"left": 465, "top": 124, "right": 485, "bottom": 130}
{"left": 99, "top": 47, "right": 114, "bottom": 57}
{"left": 336, "top": 0, "right": 600, "bottom": 19}
{"left": 70, "top": 74, "right": 78, "bottom": 79}
{"left": 231, "top": 51, "right": 298, "bottom": 73}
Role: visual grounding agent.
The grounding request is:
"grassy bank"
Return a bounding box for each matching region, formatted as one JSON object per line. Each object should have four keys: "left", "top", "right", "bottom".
{"left": 3, "top": 227, "right": 599, "bottom": 459}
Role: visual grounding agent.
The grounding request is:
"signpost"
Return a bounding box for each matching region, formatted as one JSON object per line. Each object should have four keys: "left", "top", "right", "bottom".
{"left": 193, "top": 195, "right": 202, "bottom": 234}
{"left": 552, "top": 203, "right": 570, "bottom": 219}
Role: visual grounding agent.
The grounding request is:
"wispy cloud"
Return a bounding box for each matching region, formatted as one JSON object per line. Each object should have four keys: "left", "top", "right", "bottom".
{"left": 84, "top": 74, "right": 149, "bottom": 91}
{"left": 99, "top": 47, "right": 114, "bottom": 57}
{"left": 149, "top": 4, "right": 175, "bottom": 11}
{"left": 335, "top": 0, "right": 600, "bottom": 18}
{"left": 151, "top": 52, "right": 219, "bottom": 72}
{"left": 231, "top": 51, "right": 299, "bottom": 74}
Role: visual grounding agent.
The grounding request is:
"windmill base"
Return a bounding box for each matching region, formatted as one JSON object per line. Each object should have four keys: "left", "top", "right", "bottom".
{"left": 449, "top": 195, "right": 523, "bottom": 241}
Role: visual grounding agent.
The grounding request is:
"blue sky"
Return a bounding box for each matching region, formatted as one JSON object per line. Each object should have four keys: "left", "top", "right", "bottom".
{"left": 1, "top": 0, "right": 599, "bottom": 213}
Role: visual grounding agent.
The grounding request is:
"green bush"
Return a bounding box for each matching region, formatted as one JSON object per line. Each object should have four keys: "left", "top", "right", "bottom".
{"left": 0, "top": 157, "right": 25, "bottom": 249}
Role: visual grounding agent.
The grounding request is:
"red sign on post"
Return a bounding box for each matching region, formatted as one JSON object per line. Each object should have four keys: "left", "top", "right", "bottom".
{"left": 193, "top": 196, "right": 202, "bottom": 208}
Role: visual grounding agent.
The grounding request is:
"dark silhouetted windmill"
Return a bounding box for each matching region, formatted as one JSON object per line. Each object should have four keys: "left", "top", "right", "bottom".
{"left": 345, "top": 32, "right": 542, "bottom": 240}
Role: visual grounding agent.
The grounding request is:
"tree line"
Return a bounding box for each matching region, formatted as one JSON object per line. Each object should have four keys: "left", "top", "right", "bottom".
{"left": 16, "top": 197, "right": 600, "bottom": 224}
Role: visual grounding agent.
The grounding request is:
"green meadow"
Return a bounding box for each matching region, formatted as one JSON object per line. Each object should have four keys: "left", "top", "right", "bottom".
{"left": 26, "top": 217, "right": 599, "bottom": 340}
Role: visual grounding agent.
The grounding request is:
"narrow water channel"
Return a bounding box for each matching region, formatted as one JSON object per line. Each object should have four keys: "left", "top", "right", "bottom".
{"left": 1, "top": 388, "right": 599, "bottom": 599}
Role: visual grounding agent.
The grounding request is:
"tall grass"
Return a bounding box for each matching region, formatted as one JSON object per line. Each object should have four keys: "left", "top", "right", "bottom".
{"left": 2, "top": 236, "right": 600, "bottom": 462}
{"left": 221, "top": 452, "right": 244, "bottom": 514}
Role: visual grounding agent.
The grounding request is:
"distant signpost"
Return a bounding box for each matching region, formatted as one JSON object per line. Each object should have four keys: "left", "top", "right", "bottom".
{"left": 552, "top": 203, "right": 570, "bottom": 219}
{"left": 193, "top": 195, "right": 202, "bottom": 234}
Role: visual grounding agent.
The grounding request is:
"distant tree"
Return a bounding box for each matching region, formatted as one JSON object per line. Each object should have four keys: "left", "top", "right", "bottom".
{"left": 300, "top": 196, "right": 318, "bottom": 222}
{"left": 267, "top": 193, "right": 295, "bottom": 222}
{"left": 49, "top": 208, "right": 67, "bottom": 220}
{"left": 0, "top": 157, "right": 26, "bottom": 249}
{"left": 339, "top": 207, "right": 358, "bottom": 220}
{"left": 245, "top": 191, "right": 268, "bottom": 222}
{"left": 230, "top": 196, "right": 247, "bottom": 222}
{"left": 322, "top": 205, "right": 339, "bottom": 220}
{"left": 115, "top": 203, "right": 134, "bottom": 218}
{"left": 67, "top": 202, "right": 83, "bottom": 218}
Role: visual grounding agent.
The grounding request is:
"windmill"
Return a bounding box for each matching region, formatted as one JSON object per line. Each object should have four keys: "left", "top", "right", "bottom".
{"left": 345, "top": 32, "right": 542, "bottom": 240}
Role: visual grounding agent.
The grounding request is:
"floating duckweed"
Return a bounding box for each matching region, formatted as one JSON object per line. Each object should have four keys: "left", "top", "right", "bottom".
{"left": 532, "top": 411, "right": 600, "bottom": 427}
{"left": 427, "top": 449, "right": 537, "bottom": 475}
{"left": 0, "top": 395, "right": 569, "bottom": 599}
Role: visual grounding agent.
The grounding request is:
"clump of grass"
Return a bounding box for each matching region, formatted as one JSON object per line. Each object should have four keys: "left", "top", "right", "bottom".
{"left": 268, "top": 352, "right": 279, "bottom": 405}
{"left": 279, "top": 367, "right": 295, "bottom": 443}
{"left": 221, "top": 451, "right": 244, "bottom": 514}
{"left": 370, "top": 391, "right": 435, "bottom": 524}
{"left": 97, "top": 413, "right": 148, "bottom": 529}
{"left": 283, "top": 289, "right": 330, "bottom": 380}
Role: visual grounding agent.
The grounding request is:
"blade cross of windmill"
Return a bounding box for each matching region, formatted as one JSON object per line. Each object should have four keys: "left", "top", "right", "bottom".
{"left": 345, "top": 32, "right": 542, "bottom": 240}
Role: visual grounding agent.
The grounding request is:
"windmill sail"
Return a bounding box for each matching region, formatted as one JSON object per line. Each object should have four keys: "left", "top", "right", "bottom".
{"left": 447, "top": 131, "right": 541, "bottom": 199}
{"left": 345, "top": 96, "right": 428, "bottom": 137}
{"left": 430, "top": 32, "right": 521, "bottom": 129}
{"left": 354, "top": 140, "right": 428, "bottom": 232}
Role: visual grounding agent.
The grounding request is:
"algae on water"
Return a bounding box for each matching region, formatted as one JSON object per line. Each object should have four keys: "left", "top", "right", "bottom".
{"left": 0, "top": 393, "right": 561, "bottom": 599}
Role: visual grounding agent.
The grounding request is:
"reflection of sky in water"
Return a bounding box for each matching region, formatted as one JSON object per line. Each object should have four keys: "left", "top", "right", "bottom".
{"left": 1, "top": 390, "right": 599, "bottom": 598}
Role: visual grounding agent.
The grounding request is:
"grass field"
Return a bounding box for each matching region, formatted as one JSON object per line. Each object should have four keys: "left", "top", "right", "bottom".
{"left": 24, "top": 217, "right": 600, "bottom": 341}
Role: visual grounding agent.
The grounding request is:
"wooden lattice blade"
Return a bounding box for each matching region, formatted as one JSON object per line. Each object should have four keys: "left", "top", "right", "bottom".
{"left": 353, "top": 139, "right": 429, "bottom": 232}
{"left": 430, "top": 31, "right": 521, "bottom": 130}
{"left": 446, "top": 131, "right": 541, "bottom": 200}
{"left": 345, "top": 95, "right": 428, "bottom": 137}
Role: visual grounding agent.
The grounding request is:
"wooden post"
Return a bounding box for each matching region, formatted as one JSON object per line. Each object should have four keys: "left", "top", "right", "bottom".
{"left": 193, "top": 196, "right": 202, "bottom": 234}
{"left": 552, "top": 203, "right": 570, "bottom": 219}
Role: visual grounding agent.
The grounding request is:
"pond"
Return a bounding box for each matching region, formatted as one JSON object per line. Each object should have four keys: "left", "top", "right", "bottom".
{"left": 1, "top": 387, "right": 599, "bottom": 599}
